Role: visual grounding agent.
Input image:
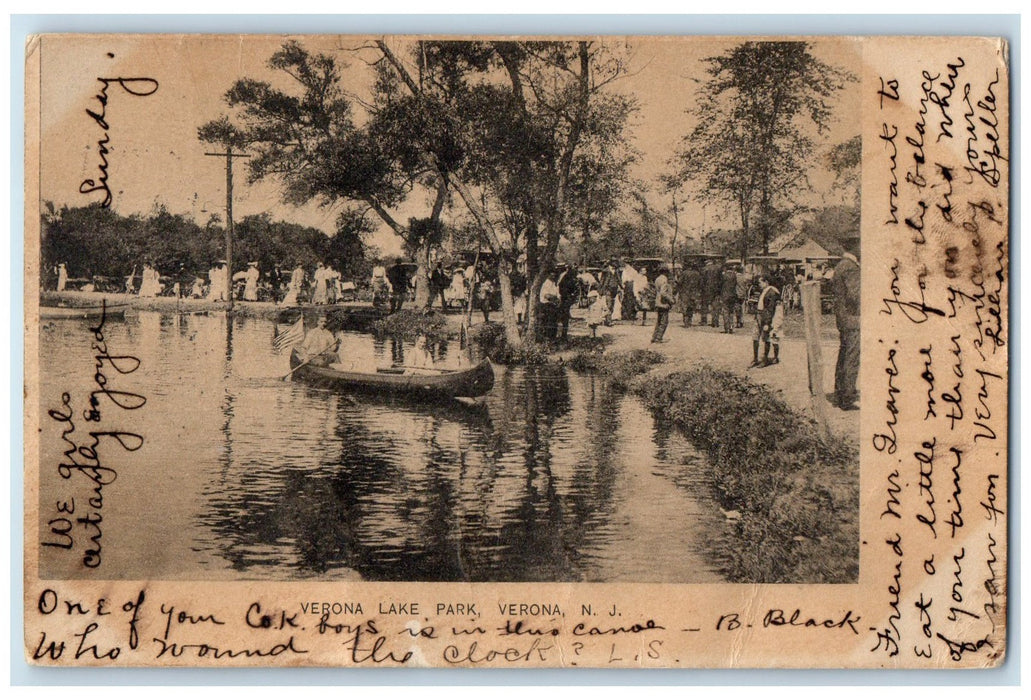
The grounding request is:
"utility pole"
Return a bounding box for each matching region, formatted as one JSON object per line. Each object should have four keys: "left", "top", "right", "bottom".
{"left": 669, "top": 187, "right": 680, "bottom": 280}
{"left": 204, "top": 145, "right": 250, "bottom": 313}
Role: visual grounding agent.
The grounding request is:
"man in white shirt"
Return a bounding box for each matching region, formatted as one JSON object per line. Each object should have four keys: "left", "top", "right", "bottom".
{"left": 299, "top": 315, "right": 338, "bottom": 366}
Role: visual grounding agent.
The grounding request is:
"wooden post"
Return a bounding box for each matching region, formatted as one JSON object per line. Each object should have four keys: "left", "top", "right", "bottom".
{"left": 801, "top": 280, "right": 832, "bottom": 440}
{"left": 204, "top": 147, "right": 250, "bottom": 314}
{"left": 225, "top": 145, "right": 234, "bottom": 314}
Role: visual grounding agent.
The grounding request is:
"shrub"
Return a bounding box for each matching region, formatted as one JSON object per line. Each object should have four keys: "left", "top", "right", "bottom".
{"left": 371, "top": 309, "right": 449, "bottom": 343}
{"left": 469, "top": 323, "right": 570, "bottom": 366}
{"left": 470, "top": 322, "right": 511, "bottom": 362}
{"left": 569, "top": 348, "right": 665, "bottom": 390}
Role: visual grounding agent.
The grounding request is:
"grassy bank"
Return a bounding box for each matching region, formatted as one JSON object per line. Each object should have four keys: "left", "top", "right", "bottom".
{"left": 578, "top": 350, "right": 859, "bottom": 584}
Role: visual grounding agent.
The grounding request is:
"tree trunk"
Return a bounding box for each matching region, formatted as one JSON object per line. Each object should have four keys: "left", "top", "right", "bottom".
{"left": 465, "top": 246, "right": 480, "bottom": 327}
{"left": 526, "top": 271, "right": 544, "bottom": 342}
{"left": 495, "top": 259, "right": 521, "bottom": 348}
{"left": 759, "top": 193, "right": 772, "bottom": 256}
{"left": 525, "top": 42, "right": 591, "bottom": 343}
{"left": 416, "top": 175, "right": 449, "bottom": 308}
{"left": 523, "top": 224, "right": 540, "bottom": 341}
{"left": 739, "top": 204, "right": 751, "bottom": 263}
{"left": 449, "top": 179, "right": 524, "bottom": 347}
{"left": 414, "top": 242, "right": 430, "bottom": 308}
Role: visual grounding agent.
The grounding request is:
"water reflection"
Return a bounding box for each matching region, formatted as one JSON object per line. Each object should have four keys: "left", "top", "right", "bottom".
{"left": 220, "top": 318, "right": 235, "bottom": 481}
{"left": 38, "top": 311, "right": 724, "bottom": 582}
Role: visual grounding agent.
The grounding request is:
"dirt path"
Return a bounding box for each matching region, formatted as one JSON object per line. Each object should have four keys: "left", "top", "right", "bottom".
{"left": 586, "top": 316, "right": 860, "bottom": 443}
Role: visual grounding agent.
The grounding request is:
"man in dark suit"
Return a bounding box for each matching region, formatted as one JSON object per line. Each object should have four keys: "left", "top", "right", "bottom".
{"left": 720, "top": 262, "right": 739, "bottom": 334}
{"left": 598, "top": 261, "right": 621, "bottom": 326}
{"left": 703, "top": 258, "right": 723, "bottom": 327}
{"left": 386, "top": 258, "right": 410, "bottom": 313}
{"left": 678, "top": 263, "right": 701, "bottom": 327}
{"left": 832, "top": 238, "right": 861, "bottom": 410}
{"left": 429, "top": 262, "right": 449, "bottom": 311}
{"left": 651, "top": 265, "right": 674, "bottom": 343}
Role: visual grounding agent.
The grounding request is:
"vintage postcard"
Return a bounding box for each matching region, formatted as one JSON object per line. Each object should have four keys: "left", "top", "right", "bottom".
{"left": 23, "top": 34, "right": 1008, "bottom": 668}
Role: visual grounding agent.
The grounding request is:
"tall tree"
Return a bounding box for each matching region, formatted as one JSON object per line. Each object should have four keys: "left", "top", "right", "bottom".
{"left": 199, "top": 41, "right": 447, "bottom": 305}
{"left": 202, "top": 39, "right": 635, "bottom": 344}
{"left": 826, "top": 135, "right": 862, "bottom": 210}
{"left": 670, "top": 41, "right": 853, "bottom": 259}
{"left": 389, "top": 39, "right": 635, "bottom": 343}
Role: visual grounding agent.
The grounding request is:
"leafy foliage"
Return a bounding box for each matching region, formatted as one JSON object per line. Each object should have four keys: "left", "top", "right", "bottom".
{"left": 826, "top": 135, "right": 862, "bottom": 208}
{"left": 203, "top": 41, "right": 426, "bottom": 239}
{"left": 577, "top": 194, "right": 668, "bottom": 263}
{"left": 412, "top": 40, "right": 639, "bottom": 342}
{"left": 670, "top": 41, "right": 855, "bottom": 256}
{"left": 200, "top": 39, "right": 638, "bottom": 344}
{"left": 371, "top": 309, "right": 449, "bottom": 343}
{"left": 569, "top": 348, "right": 664, "bottom": 389}
{"left": 40, "top": 203, "right": 366, "bottom": 282}
{"left": 796, "top": 205, "right": 861, "bottom": 256}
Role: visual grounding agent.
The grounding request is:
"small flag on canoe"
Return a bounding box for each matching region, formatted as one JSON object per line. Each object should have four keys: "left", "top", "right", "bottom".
{"left": 272, "top": 316, "right": 304, "bottom": 353}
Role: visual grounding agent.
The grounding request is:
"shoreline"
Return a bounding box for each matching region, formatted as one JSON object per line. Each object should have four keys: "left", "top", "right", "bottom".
{"left": 578, "top": 348, "right": 859, "bottom": 584}
{"left": 38, "top": 289, "right": 858, "bottom": 442}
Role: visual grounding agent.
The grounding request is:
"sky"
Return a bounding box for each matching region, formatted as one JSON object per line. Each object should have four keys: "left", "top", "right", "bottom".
{"left": 36, "top": 34, "right": 861, "bottom": 259}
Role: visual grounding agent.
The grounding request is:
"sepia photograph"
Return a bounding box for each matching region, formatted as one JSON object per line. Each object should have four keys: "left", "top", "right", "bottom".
{"left": 23, "top": 31, "right": 1007, "bottom": 669}
{"left": 35, "top": 36, "right": 862, "bottom": 585}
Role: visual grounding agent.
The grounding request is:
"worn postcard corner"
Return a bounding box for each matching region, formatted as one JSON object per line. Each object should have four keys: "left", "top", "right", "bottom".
{"left": 25, "top": 33, "right": 1008, "bottom": 669}
{"left": 25, "top": 34, "right": 42, "bottom": 61}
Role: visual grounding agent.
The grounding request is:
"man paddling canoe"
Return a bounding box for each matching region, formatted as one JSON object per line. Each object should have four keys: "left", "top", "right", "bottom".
{"left": 298, "top": 315, "right": 339, "bottom": 367}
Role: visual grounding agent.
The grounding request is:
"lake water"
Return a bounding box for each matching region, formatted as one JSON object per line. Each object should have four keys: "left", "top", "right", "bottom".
{"left": 37, "top": 310, "right": 725, "bottom": 583}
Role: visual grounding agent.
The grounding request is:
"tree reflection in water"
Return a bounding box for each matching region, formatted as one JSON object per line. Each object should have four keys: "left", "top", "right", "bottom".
{"left": 199, "top": 351, "right": 715, "bottom": 582}
{"left": 199, "top": 361, "right": 642, "bottom": 580}
{"left": 41, "top": 315, "right": 721, "bottom": 582}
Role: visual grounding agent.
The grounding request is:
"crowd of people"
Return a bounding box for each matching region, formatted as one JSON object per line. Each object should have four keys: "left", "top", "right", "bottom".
{"left": 52, "top": 239, "right": 861, "bottom": 409}
{"left": 555, "top": 246, "right": 860, "bottom": 406}
{"left": 50, "top": 259, "right": 359, "bottom": 305}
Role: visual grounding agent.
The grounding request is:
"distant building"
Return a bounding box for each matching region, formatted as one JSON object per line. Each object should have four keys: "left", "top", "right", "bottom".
{"left": 777, "top": 238, "right": 833, "bottom": 261}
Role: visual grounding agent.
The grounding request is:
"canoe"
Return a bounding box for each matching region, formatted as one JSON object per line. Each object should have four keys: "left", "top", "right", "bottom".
{"left": 40, "top": 305, "right": 127, "bottom": 321}
{"left": 290, "top": 348, "right": 494, "bottom": 399}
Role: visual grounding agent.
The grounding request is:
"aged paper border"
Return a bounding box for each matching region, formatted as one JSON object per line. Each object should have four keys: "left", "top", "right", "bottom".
{"left": 10, "top": 13, "right": 1022, "bottom": 688}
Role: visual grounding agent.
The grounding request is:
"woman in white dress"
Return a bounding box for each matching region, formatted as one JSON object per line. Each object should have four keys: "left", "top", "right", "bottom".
{"left": 325, "top": 266, "right": 342, "bottom": 304}
{"left": 587, "top": 289, "right": 607, "bottom": 336}
{"left": 282, "top": 265, "right": 304, "bottom": 306}
{"left": 206, "top": 263, "right": 225, "bottom": 301}
{"left": 138, "top": 263, "right": 162, "bottom": 297}
{"left": 311, "top": 263, "right": 329, "bottom": 305}
{"left": 243, "top": 262, "right": 260, "bottom": 302}
{"left": 446, "top": 267, "right": 467, "bottom": 309}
